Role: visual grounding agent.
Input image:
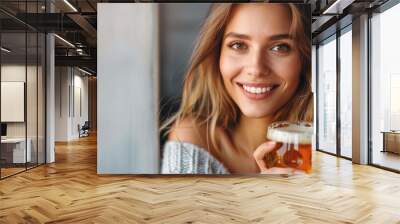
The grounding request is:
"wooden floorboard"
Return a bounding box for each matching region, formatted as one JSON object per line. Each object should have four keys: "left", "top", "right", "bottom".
{"left": 1, "top": 134, "right": 400, "bottom": 223}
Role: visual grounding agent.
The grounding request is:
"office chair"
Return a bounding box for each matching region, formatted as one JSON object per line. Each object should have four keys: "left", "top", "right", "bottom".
{"left": 79, "top": 121, "right": 90, "bottom": 138}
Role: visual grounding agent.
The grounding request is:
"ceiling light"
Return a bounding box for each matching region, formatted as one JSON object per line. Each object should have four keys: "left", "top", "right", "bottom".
{"left": 78, "top": 67, "right": 93, "bottom": 76}
{"left": 1, "top": 47, "right": 11, "bottom": 53}
{"left": 323, "top": 0, "right": 355, "bottom": 15}
{"left": 54, "top": 34, "right": 75, "bottom": 48}
{"left": 63, "top": 0, "right": 78, "bottom": 12}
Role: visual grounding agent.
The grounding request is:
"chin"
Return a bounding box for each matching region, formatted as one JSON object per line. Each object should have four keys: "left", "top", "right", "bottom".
{"left": 240, "top": 107, "right": 274, "bottom": 118}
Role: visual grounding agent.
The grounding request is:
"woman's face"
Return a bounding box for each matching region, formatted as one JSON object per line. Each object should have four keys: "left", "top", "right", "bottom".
{"left": 219, "top": 4, "right": 302, "bottom": 118}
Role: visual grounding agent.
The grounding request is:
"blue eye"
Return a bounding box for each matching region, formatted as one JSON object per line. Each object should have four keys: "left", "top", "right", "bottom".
{"left": 270, "top": 44, "right": 291, "bottom": 53}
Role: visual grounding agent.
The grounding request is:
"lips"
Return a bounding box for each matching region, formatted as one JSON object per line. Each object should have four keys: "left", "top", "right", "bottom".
{"left": 236, "top": 82, "right": 279, "bottom": 100}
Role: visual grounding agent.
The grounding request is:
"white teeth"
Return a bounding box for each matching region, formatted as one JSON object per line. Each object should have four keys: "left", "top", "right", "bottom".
{"left": 242, "top": 85, "right": 274, "bottom": 94}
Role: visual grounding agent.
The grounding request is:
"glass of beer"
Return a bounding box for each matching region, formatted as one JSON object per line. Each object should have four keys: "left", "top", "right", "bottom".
{"left": 266, "top": 121, "right": 313, "bottom": 173}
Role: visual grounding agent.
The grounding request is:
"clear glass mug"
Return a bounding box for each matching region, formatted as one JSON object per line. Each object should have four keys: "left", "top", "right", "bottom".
{"left": 265, "top": 121, "right": 313, "bottom": 173}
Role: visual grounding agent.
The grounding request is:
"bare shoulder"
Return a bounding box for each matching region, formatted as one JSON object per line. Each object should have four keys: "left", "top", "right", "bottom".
{"left": 167, "top": 117, "right": 209, "bottom": 150}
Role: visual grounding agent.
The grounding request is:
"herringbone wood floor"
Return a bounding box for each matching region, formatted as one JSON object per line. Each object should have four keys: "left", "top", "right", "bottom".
{"left": 1, "top": 134, "right": 400, "bottom": 224}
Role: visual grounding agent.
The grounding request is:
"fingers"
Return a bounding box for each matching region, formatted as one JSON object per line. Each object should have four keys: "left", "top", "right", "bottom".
{"left": 253, "top": 141, "right": 306, "bottom": 175}
{"left": 253, "top": 141, "right": 277, "bottom": 172}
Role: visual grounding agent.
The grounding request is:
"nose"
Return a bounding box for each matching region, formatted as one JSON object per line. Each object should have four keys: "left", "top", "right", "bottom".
{"left": 245, "top": 49, "right": 271, "bottom": 77}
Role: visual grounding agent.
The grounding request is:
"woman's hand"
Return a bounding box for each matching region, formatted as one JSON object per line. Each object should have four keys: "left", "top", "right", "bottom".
{"left": 253, "top": 141, "right": 303, "bottom": 175}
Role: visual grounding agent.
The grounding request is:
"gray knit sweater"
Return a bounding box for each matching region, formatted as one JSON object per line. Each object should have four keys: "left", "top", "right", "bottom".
{"left": 161, "top": 141, "right": 229, "bottom": 174}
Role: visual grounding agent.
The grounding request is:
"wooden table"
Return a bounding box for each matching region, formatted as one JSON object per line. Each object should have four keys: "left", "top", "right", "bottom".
{"left": 381, "top": 131, "right": 400, "bottom": 154}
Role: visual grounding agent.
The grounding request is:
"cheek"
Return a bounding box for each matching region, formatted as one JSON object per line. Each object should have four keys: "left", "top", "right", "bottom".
{"left": 219, "top": 53, "right": 242, "bottom": 87}
{"left": 271, "top": 54, "right": 302, "bottom": 89}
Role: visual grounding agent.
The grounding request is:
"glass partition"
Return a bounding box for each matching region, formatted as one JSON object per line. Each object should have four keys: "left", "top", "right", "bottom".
{"left": 27, "top": 31, "right": 38, "bottom": 169}
{"left": 0, "top": 1, "right": 46, "bottom": 179}
{"left": 1, "top": 31, "right": 28, "bottom": 177}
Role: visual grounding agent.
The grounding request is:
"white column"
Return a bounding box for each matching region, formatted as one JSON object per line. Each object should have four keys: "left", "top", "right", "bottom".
{"left": 54, "top": 67, "right": 73, "bottom": 141}
{"left": 352, "top": 14, "right": 369, "bottom": 164}
{"left": 312, "top": 45, "right": 317, "bottom": 151}
{"left": 97, "top": 4, "right": 160, "bottom": 174}
{"left": 46, "top": 32, "right": 55, "bottom": 163}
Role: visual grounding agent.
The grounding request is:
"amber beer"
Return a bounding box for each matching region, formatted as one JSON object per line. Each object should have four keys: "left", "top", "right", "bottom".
{"left": 266, "top": 121, "right": 313, "bottom": 173}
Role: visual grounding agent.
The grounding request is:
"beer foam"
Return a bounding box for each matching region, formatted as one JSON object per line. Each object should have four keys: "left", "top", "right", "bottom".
{"left": 267, "top": 121, "right": 313, "bottom": 145}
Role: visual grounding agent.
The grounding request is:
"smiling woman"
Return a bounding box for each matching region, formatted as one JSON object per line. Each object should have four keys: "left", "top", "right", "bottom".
{"left": 160, "top": 3, "right": 312, "bottom": 175}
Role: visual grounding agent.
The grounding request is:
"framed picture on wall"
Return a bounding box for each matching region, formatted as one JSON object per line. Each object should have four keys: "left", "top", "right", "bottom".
{"left": 1, "top": 81, "right": 25, "bottom": 122}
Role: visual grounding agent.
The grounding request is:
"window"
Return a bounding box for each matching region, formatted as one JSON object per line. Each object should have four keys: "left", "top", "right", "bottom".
{"left": 339, "top": 28, "right": 352, "bottom": 158}
{"left": 370, "top": 2, "right": 400, "bottom": 171}
{"left": 317, "top": 36, "right": 337, "bottom": 155}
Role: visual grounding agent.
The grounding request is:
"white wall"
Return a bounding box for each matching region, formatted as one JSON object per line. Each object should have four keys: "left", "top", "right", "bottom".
{"left": 72, "top": 73, "right": 89, "bottom": 138}
{"left": 1, "top": 63, "right": 46, "bottom": 164}
{"left": 55, "top": 67, "right": 89, "bottom": 141}
{"left": 1, "top": 65, "right": 38, "bottom": 138}
{"left": 98, "top": 3, "right": 160, "bottom": 174}
{"left": 55, "top": 67, "right": 69, "bottom": 141}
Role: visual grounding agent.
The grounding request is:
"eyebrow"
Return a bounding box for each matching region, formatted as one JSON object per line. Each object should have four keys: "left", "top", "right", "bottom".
{"left": 223, "top": 32, "right": 292, "bottom": 41}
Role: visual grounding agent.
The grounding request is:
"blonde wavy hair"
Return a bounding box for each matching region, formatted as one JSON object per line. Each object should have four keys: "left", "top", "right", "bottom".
{"left": 161, "top": 3, "right": 313, "bottom": 152}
